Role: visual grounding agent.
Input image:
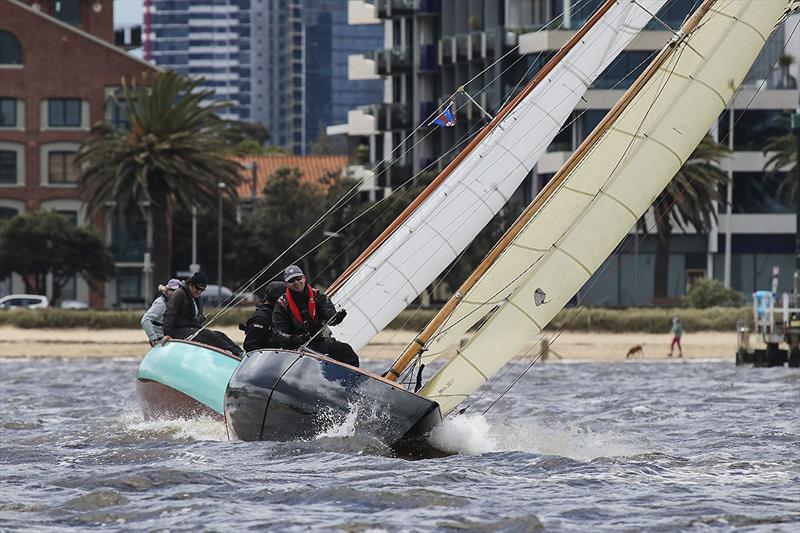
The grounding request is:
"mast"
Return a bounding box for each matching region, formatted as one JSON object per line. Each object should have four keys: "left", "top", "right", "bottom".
{"left": 327, "top": 0, "right": 620, "bottom": 295}
{"left": 385, "top": 0, "right": 716, "bottom": 381}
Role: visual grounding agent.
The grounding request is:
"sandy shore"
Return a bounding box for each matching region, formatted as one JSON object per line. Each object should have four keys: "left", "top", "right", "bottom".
{"left": 0, "top": 325, "right": 738, "bottom": 362}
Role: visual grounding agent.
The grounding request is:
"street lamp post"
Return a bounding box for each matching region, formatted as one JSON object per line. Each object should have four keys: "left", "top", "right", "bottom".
{"left": 218, "top": 182, "right": 226, "bottom": 305}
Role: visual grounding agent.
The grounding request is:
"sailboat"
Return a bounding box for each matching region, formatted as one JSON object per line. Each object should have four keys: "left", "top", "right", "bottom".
{"left": 137, "top": 0, "right": 796, "bottom": 450}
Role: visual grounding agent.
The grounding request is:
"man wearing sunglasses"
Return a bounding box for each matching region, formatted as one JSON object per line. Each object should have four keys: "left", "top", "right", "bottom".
{"left": 272, "top": 265, "right": 359, "bottom": 367}
{"left": 161, "top": 271, "right": 243, "bottom": 356}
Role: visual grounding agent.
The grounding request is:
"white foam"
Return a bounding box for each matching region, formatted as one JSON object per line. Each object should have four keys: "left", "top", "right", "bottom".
{"left": 125, "top": 415, "right": 228, "bottom": 441}
{"left": 429, "top": 414, "right": 650, "bottom": 460}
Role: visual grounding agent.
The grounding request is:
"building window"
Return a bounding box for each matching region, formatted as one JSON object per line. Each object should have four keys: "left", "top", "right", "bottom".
{"left": 0, "top": 99, "right": 16, "bottom": 127}
{"left": 48, "top": 99, "right": 82, "bottom": 128}
{"left": 104, "top": 89, "right": 130, "bottom": 131}
{"left": 733, "top": 109, "right": 792, "bottom": 151}
{"left": 0, "top": 150, "right": 16, "bottom": 184}
{"left": 55, "top": 0, "right": 82, "bottom": 26}
{"left": 116, "top": 271, "right": 143, "bottom": 306}
{"left": 0, "top": 30, "right": 22, "bottom": 65}
{"left": 48, "top": 151, "right": 78, "bottom": 184}
{"left": 55, "top": 210, "right": 79, "bottom": 225}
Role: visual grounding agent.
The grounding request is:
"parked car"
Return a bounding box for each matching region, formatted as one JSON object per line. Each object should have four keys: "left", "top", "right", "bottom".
{"left": 60, "top": 299, "right": 89, "bottom": 310}
{"left": 202, "top": 285, "right": 255, "bottom": 307}
{"left": 0, "top": 294, "right": 49, "bottom": 309}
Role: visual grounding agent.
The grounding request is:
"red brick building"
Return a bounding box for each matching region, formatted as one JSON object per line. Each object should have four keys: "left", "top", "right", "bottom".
{"left": 0, "top": 0, "right": 156, "bottom": 307}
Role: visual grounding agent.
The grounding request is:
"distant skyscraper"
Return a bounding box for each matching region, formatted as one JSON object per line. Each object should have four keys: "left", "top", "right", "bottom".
{"left": 146, "top": 0, "right": 251, "bottom": 121}
{"left": 251, "top": 0, "right": 382, "bottom": 154}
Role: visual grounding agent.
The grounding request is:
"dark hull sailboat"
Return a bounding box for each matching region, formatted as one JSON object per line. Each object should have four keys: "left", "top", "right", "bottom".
{"left": 137, "top": 342, "right": 442, "bottom": 451}
{"left": 225, "top": 349, "right": 442, "bottom": 450}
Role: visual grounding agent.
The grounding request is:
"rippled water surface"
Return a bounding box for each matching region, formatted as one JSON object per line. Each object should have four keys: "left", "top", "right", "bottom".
{"left": 1, "top": 356, "right": 798, "bottom": 531}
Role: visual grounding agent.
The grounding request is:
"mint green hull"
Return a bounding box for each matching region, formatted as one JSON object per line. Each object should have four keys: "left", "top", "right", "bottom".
{"left": 137, "top": 341, "right": 241, "bottom": 415}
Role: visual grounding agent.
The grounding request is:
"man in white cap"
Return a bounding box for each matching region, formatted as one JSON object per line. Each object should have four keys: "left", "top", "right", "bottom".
{"left": 271, "top": 264, "right": 358, "bottom": 367}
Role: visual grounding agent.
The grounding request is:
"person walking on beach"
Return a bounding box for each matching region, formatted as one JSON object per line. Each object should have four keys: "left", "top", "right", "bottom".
{"left": 668, "top": 316, "right": 683, "bottom": 358}
{"left": 141, "top": 278, "right": 181, "bottom": 346}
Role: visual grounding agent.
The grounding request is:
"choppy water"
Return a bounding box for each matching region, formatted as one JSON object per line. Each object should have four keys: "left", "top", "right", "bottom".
{"left": 1, "top": 356, "right": 798, "bottom": 531}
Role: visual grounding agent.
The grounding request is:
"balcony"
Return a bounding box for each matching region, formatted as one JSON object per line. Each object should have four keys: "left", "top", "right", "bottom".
{"left": 455, "top": 34, "right": 469, "bottom": 62}
{"left": 348, "top": 0, "right": 380, "bottom": 24}
{"left": 439, "top": 36, "right": 455, "bottom": 64}
{"left": 469, "top": 31, "right": 485, "bottom": 61}
{"left": 347, "top": 107, "right": 379, "bottom": 135}
{"left": 419, "top": 43, "right": 437, "bottom": 71}
{"left": 376, "top": 0, "right": 415, "bottom": 18}
{"left": 348, "top": 54, "right": 379, "bottom": 80}
{"left": 375, "top": 46, "right": 412, "bottom": 76}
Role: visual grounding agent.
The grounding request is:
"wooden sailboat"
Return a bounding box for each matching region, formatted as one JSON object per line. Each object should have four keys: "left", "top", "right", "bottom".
{"left": 138, "top": 0, "right": 796, "bottom": 450}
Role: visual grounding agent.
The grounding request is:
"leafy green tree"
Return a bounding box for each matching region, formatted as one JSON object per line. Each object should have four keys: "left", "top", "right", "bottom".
{"left": 682, "top": 278, "right": 742, "bottom": 308}
{"left": 648, "top": 134, "right": 730, "bottom": 300}
{"left": 0, "top": 211, "right": 115, "bottom": 303}
{"left": 76, "top": 70, "right": 242, "bottom": 285}
{"left": 763, "top": 125, "right": 796, "bottom": 205}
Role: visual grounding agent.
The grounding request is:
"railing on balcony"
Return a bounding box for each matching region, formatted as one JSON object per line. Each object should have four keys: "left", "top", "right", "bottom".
{"left": 469, "top": 31, "right": 485, "bottom": 61}
{"left": 376, "top": 0, "right": 415, "bottom": 18}
{"left": 440, "top": 36, "right": 454, "bottom": 64}
{"left": 455, "top": 33, "right": 469, "bottom": 62}
{"left": 374, "top": 46, "right": 412, "bottom": 76}
{"left": 419, "top": 43, "right": 437, "bottom": 71}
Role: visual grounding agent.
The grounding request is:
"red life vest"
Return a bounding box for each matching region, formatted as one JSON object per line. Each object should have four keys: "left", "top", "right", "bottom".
{"left": 285, "top": 285, "right": 316, "bottom": 324}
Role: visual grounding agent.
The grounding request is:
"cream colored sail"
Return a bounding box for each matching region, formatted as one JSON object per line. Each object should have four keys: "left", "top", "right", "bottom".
{"left": 418, "top": 0, "right": 793, "bottom": 416}
{"left": 328, "top": 0, "right": 669, "bottom": 351}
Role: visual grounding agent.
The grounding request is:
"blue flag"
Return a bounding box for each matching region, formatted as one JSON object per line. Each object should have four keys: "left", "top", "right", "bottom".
{"left": 430, "top": 102, "right": 457, "bottom": 127}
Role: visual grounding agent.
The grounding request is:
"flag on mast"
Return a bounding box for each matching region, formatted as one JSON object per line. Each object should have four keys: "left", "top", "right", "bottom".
{"left": 430, "top": 102, "right": 457, "bottom": 127}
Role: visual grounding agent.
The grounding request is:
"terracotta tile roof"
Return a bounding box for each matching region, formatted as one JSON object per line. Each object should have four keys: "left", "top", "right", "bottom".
{"left": 234, "top": 155, "right": 349, "bottom": 199}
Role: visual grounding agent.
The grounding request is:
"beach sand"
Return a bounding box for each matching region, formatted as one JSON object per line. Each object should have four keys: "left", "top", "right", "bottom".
{"left": 0, "top": 325, "right": 738, "bottom": 362}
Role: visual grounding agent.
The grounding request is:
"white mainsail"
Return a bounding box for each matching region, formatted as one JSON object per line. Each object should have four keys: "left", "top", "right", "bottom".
{"left": 416, "top": 0, "right": 795, "bottom": 416}
{"left": 328, "top": 0, "right": 669, "bottom": 351}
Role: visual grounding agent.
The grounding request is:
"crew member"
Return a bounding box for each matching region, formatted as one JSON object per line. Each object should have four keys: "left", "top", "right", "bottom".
{"left": 141, "top": 278, "right": 181, "bottom": 346}
{"left": 242, "top": 281, "right": 285, "bottom": 352}
{"left": 271, "top": 265, "right": 358, "bottom": 367}
{"left": 162, "top": 271, "right": 243, "bottom": 356}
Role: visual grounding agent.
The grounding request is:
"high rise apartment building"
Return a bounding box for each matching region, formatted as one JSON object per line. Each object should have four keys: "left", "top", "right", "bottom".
{"left": 344, "top": 0, "right": 799, "bottom": 304}
{"left": 146, "top": 0, "right": 251, "bottom": 121}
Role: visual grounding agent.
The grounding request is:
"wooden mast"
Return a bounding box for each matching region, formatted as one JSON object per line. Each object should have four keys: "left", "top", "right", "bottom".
{"left": 385, "top": 0, "right": 717, "bottom": 381}
{"left": 327, "top": 0, "right": 620, "bottom": 295}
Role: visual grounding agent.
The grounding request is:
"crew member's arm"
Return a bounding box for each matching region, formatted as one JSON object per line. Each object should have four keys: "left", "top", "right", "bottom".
{"left": 317, "top": 291, "right": 346, "bottom": 325}
{"left": 162, "top": 290, "right": 181, "bottom": 341}
{"left": 271, "top": 299, "right": 308, "bottom": 348}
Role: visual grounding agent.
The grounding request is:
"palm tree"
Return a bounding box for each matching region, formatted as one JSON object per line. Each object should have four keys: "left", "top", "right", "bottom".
{"left": 647, "top": 134, "right": 730, "bottom": 301}
{"left": 763, "top": 125, "right": 797, "bottom": 205}
{"left": 77, "top": 71, "right": 242, "bottom": 286}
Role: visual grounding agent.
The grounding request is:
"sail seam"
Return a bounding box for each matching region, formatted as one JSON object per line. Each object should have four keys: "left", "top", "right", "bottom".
{"left": 346, "top": 300, "right": 380, "bottom": 339}
{"left": 598, "top": 189, "right": 639, "bottom": 221}
{"left": 507, "top": 299, "right": 544, "bottom": 331}
{"left": 708, "top": 7, "right": 769, "bottom": 43}
{"left": 610, "top": 127, "right": 683, "bottom": 165}
{"left": 420, "top": 221, "right": 460, "bottom": 257}
{"left": 655, "top": 67, "right": 727, "bottom": 107}
{"left": 554, "top": 246, "right": 593, "bottom": 276}
{"left": 562, "top": 185, "right": 595, "bottom": 198}
{"left": 387, "top": 260, "right": 422, "bottom": 296}
{"left": 455, "top": 349, "right": 489, "bottom": 381}
{"left": 510, "top": 242, "right": 550, "bottom": 253}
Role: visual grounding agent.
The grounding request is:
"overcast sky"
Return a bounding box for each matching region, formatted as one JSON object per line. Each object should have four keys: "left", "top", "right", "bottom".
{"left": 114, "top": 0, "right": 144, "bottom": 26}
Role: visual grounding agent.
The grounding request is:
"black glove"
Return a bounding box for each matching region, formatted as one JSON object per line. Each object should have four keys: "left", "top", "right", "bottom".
{"left": 330, "top": 309, "right": 347, "bottom": 326}
{"left": 289, "top": 333, "right": 310, "bottom": 346}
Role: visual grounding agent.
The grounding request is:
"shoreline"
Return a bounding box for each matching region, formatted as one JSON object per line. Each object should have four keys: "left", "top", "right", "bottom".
{"left": 0, "top": 326, "right": 738, "bottom": 362}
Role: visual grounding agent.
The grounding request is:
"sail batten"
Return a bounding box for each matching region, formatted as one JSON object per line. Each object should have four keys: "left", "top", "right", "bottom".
{"left": 416, "top": 0, "right": 792, "bottom": 415}
{"left": 327, "top": 0, "right": 672, "bottom": 352}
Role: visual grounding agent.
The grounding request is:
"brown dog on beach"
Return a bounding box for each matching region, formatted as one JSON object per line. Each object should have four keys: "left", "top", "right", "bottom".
{"left": 626, "top": 344, "right": 644, "bottom": 359}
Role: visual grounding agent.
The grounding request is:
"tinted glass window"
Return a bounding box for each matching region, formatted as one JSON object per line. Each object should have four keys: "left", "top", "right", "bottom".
{"left": 48, "top": 99, "right": 82, "bottom": 127}
{"left": 0, "top": 150, "right": 16, "bottom": 184}
{"left": 733, "top": 109, "right": 792, "bottom": 151}
{"left": 55, "top": 0, "right": 82, "bottom": 25}
{"left": 0, "top": 99, "right": 17, "bottom": 127}
{"left": 0, "top": 30, "right": 22, "bottom": 65}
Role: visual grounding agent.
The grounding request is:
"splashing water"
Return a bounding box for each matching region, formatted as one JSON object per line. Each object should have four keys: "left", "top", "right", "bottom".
{"left": 124, "top": 415, "right": 228, "bottom": 442}
{"left": 429, "top": 414, "right": 650, "bottom": 460}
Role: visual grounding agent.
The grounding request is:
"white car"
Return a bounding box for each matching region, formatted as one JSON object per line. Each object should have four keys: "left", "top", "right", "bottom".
{"left": 60, "top": 299, "right": 89, "bottom": 310}
{"left": 0, "top": 294, "right": 49, "bottom": 309}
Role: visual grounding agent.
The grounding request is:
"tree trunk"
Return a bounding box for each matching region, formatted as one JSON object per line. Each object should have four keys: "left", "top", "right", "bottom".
{"left": 653, "top": 217, "right": 672, "bottom": 301}
{"left": 152, "top": 201, "right": 171, "bottom": 287}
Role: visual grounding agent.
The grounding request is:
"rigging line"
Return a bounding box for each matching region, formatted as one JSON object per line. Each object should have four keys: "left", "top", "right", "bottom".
{"left": 467, "top": 6, "right": 799, "bottom": 415}
{"left": 205, "top": 0, "right": 682, "bottom": 328}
